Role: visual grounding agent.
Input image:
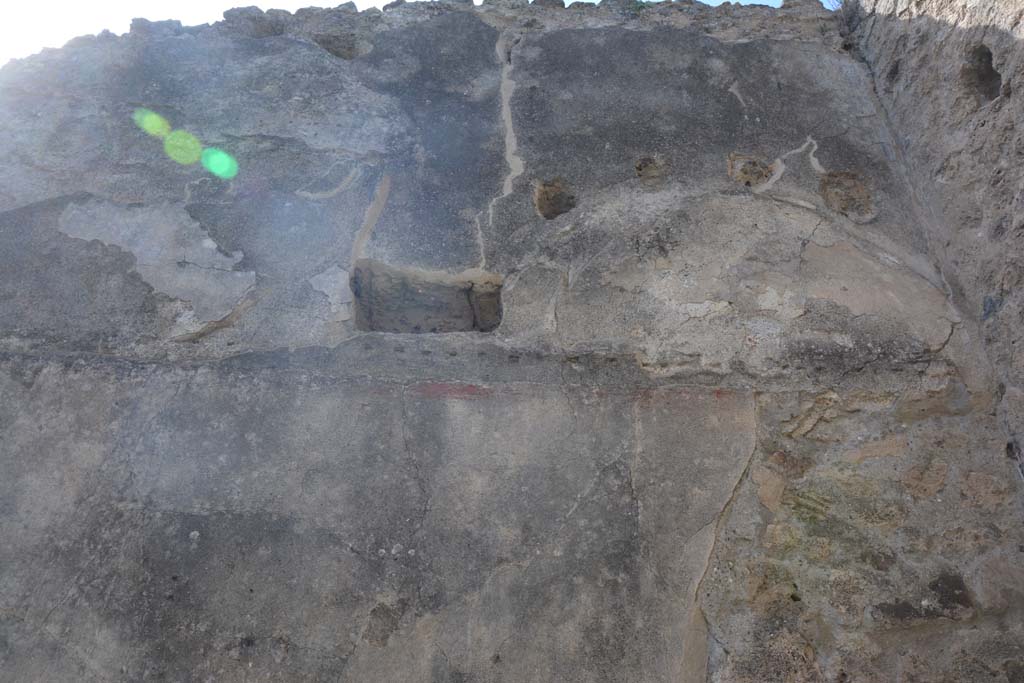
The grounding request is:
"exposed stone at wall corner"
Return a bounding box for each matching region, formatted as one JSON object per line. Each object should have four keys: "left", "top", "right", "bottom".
{"left": 851, "top": 0, "right": 1024, "bottom": 448}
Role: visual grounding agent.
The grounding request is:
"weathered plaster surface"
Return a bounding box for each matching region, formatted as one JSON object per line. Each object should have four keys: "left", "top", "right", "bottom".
{"left": 0, "top": 0, "right": 1021, "bottom": 680}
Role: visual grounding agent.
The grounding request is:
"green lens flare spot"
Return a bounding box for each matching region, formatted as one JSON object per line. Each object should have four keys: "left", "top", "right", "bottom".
{"left": 201, "top": 147, "right": 239, "bottom": 180}
{"left": 163, "top": 130, "right": 203, "bottom": 165}
{"left": 134, "top": 110, "right": 233, "bottom": 175}
{"left": 132, "top": 108, "right": 171, "bottom": 138}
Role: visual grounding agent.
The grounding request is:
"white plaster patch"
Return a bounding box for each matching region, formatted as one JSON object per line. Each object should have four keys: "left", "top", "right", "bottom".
{"left": 58, "top": 201, "right": 255, "bottom": 324}
{"left": 756, "top": 286, "right": 805, "bottom": 320}
{"left": 308, "top": 265, "right": 354, "bottom": 321}
{"left": 803, "top": 240, "right": 959, "bottom": 350}
{"left": 677, "top": 300, "right": 731, "bottom": 320}
{"left": 830, "top": 333, "right": 856, "bottom": 348}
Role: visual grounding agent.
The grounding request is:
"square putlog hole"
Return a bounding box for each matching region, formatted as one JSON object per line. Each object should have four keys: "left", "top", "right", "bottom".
{"left": 350, "top": 259, "right": 503, "bottom": 333}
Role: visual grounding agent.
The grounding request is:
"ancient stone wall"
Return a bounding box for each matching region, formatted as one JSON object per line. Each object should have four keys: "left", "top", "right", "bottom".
{"left": 853, "top": 0, "right": 1024, "bottom": 469}
{"left": 0, "top": 0, "right": 1022, "bottom": 680}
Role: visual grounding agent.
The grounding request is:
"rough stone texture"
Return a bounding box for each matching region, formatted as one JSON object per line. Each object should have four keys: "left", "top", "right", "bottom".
{"left": 852, "top": 0, "right": 1024, "bottom": 469}
{"left": 0, "top": 0, "right": 1022, "bottom": 680}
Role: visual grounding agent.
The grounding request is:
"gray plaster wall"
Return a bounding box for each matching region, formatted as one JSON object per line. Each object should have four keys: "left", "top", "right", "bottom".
{"left": 0, "top": 0, "right": 1022, "bottom": 681}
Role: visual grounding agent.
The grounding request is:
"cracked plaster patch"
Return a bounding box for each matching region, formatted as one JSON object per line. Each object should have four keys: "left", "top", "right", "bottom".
{"left": 756, "top": 285, "right": 805, "bottom": 320}
{"left": 677, "top": 300, "right": 732, "bottom": 321}
{"left": 308, "top": 265, "right": 354, "bottom": 321}
{"left": 802, "top": 241, "right": 959, "bottom": 350}
{"left": 58, "top": 201, "right": 255, "bottom": 325}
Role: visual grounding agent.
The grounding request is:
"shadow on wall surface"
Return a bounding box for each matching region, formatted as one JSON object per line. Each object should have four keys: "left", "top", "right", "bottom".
{"left": 847, "top": 0, "right": 1024, "bottom": 468}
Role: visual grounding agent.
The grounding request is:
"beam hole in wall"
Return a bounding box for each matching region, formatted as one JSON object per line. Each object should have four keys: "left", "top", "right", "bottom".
{"left": 885, "top": 59, "right": 901, "bottom": 89}
{"left": 534, "top": 177, "right": 577, "bottom": 219}
{"left": 962, "top": 45, "right": 1002, "bottom": 105}
{"left": 635, "top": 156, "right": 667, "bottom": 180}
{"left": 313, "top": 32, "right": 369, "bottom": 59}
{"left": 350, "top": 259, "right": 503, "bottom": 333}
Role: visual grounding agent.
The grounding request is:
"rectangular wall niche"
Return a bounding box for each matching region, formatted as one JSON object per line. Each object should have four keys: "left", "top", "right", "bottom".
{"left": 350, "top": 259, "right": 503, "bottom": 333}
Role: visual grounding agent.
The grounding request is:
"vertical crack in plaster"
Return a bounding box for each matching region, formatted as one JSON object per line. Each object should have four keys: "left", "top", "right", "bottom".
{"left": 399, "top": 385, "right": 430, "bottom": 533}
{"left": 683, "top": 394, "right": 759, "bottom": 683}
{"left": 479, "top": 32, "right": 525, "bottom": 268}
{"left": 349, "top": 174, "right": 391, "bottom": 271}
{"left": 728, "top": 81, "right": 748, "bottom": 110}
{"left": 630, "top": 394, "right": 644, "bottom": 551}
